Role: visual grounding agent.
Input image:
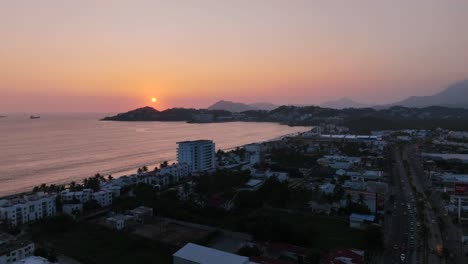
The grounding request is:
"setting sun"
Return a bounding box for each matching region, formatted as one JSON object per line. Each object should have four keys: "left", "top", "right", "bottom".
{"left": 151, "top": 97, "right": 157, "bottom": 103}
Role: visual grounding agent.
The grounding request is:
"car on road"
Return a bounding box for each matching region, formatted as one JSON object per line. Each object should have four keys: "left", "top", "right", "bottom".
{"left": 393, "top": 244, "right": 399, "bottom": 250}
{"left": 400, "top": 253, "right": 406, "bottom": 262}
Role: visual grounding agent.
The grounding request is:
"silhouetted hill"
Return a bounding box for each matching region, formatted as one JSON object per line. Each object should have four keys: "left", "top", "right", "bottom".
{"left": 102, "top": 106, "right": 231, "bottom": 122}
{"left": 389, "top": 79, "right": 468, "bottom": 108}
{"left": 248, "top": 102, "right": 279, "bottom": 111}
{"left": 207, "top": 100, "right": 279, "bottom": 112}
{"left": 208, "top": 100, "right": 256, "bottom": 112}
{"left": 321, "top": 97, "right": 372, "bottom": 109}
{"left": 103, "top": 104, "right": 468, "bottom": 132}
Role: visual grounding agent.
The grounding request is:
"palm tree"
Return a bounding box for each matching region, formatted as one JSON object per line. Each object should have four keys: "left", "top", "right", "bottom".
{"left": 107, "top": 175, "right": 113, "bottom": 182}
{"left": 70, "top": 181, "right": 77, "bottom": 191}
{"left": 142, "top": 166, "right": 148, "bottom": 172}
{"left": 160, "top": 161, "right": 169, "bottom": 168}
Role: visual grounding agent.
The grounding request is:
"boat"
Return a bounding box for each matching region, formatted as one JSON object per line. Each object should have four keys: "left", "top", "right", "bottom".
{"left": 30, "top": 115, "right": 40, "bottom": 119}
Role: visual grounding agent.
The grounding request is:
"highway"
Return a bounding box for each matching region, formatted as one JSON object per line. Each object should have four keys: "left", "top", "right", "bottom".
{"left": 404, "top": 145, "right": 467, "bottom": 264}
{"left": 383, "top": 147, "right": 422, "bottom": 264}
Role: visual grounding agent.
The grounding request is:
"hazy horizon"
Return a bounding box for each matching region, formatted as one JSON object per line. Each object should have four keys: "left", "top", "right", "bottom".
{"left": 2, "top": 1, "right": 468, "bottom": 112}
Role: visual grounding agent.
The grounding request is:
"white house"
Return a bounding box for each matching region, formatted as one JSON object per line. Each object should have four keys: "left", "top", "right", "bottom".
{"left": 0, "top": 193, "right": 56, "bottom": 226}
{"left": 173, "top": 243, "right": 250, "bottom": 264}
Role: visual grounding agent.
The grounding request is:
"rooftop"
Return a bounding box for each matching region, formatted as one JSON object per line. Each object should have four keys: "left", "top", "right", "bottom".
{"left": 349, "top": 213, "right": 375, "bottom": 222}
{"left": 173, "top": 243, "right": 249, "bottom": 264}
{"left": 177, "top": 140, "right": 214, "bottom": 144}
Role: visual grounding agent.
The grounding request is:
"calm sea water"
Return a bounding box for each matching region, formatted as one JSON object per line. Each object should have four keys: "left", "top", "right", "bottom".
{"left": 0, "top": 113, "right": 309, "bottom": 196}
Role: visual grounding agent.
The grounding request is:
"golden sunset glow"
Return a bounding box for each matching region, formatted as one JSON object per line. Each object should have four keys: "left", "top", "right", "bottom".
{"left": 1, "top": 1, "right": 468, "bottom": 113}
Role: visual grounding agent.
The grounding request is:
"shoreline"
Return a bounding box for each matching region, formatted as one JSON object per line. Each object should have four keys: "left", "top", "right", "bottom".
{"left": 0, "top": 128, "right": 310, "bottom": 199}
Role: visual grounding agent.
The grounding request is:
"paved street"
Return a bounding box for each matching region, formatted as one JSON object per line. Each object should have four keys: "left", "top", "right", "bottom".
{"left": 383, "top": 147, "right": 422, "bottom": 264}
{"left": 405, "top": 145, "right": 467, "bottom": 264}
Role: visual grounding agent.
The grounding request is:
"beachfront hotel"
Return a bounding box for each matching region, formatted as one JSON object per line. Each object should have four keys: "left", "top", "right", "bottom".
{"left": 177, "top": 140, "right": 216, "bottom": 172}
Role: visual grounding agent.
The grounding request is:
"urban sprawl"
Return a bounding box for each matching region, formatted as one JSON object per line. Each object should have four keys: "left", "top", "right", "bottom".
{"left": 1, "top": 126, "right": 468, "bottom": 264}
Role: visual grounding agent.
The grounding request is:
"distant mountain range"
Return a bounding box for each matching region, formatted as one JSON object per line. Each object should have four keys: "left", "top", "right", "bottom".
{"left": 387, "top": 79, "right": 468, "bottom": 108}
{"left": 320, "top": 98, "right": 372, "bottom": 109}
{"left": 322, "top": 79, "right": 468, "bottom": 109}
{"left": 207, "top": 100, "right": 279, "bottom": 112}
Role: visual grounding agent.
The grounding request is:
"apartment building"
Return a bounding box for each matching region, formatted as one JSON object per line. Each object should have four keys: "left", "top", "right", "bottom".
{"left": 0, "top": 193, "right": 56, "bottom": 226}
{"left": 177, "top": 140, "right": 215, "bottom": 172}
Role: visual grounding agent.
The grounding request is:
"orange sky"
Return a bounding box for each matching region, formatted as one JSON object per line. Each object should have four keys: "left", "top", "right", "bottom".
{"left": 1, "top": 1, "right": 468, "bottom": 112}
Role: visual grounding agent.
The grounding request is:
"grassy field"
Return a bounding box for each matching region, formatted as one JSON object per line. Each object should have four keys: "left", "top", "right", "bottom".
{"left": 32, "top": 222, "right": 172, "bottom": 264}
{"left": 301, "top": 213, "right": 365, "bottom": 250}
{"left": 240, "top": 209, "right": 366, "bottom": 250}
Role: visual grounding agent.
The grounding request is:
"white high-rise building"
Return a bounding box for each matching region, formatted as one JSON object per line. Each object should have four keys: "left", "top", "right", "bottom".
{"left": 177, "top": 140, "right": 215, "bottom": 172}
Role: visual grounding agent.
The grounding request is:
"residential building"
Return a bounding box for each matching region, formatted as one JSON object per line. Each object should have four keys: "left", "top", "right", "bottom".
{"left": 62, "top": 204, "right": 83, "bottom": 217}
{"left": 349, "top": 213, "right": 375, "bottom": 229}
{"left": 177, "top": 140, "right": 216, "bottom": 172}
{"left": 173, "top": 243, "right": 250, "bottom": 264}
{"left": 61, "top": 189, "right": 92, "bottom": 203}
{"left": 106, "top": 214, "right": 136, "bottom": 230}
{"left": 265, "top": 170, "right": 289, "bottom": 182}
{"left": 0, "top": 233, "right": 35, "bottom": 264}
{"left": 0, "top": 193, "right": 56, "bottom": 226}
{"left": 158, "top": 163, "right": 190, "bottom": 178}
{"left": 92, "top": 191, "right": 113, "bottom": 207}
{"left": 127, "top": 206, "right": 153, "bottom": 223}
{"left": 100, "top": 184, "right": 121, "bottom": 197}
{"left": 345, "top": 190, "right": 377, "bottom": 213}
{"left": 244, "top": 179, "right": 263, "bottom": 191}
{"left": 12, "top": 256, "right": 51, "bottom": 264}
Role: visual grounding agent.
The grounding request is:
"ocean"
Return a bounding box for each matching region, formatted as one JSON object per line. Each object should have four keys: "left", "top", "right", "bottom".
{"left": 0, "top": 113, "right": 309, "bottom": 196}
